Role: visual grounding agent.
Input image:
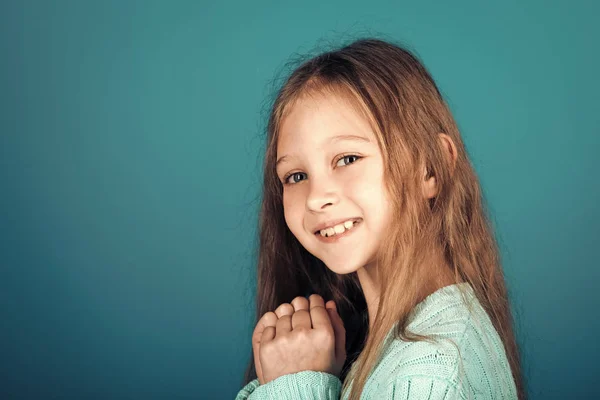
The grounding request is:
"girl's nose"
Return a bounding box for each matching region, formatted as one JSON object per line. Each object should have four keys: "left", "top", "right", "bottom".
{"left": 306, "top": 179, "right": 340, "bottom": 211}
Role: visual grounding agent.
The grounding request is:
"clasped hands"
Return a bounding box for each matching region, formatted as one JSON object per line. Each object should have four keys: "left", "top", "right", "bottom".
{"left": 252, "top": 294, "right": 347, "bottom": 385}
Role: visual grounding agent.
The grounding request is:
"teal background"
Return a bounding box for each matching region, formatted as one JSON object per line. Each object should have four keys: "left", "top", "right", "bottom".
{"left": 1, "top": 0, "right": 597, "bottom": 398}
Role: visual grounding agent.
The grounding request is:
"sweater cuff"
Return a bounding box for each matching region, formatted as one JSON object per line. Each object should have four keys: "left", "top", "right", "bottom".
{"left": 235, "top": 378, "right": 260, "bottom": 400}
{"left": 246, "top": 371, "right": 341, "bottom": 399}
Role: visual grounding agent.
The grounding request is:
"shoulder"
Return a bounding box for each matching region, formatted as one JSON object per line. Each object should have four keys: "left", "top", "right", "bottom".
{"left": 367, "top": 283, "right": 517, "bottom": 399}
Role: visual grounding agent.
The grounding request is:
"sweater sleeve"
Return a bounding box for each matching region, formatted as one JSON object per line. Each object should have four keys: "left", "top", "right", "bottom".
{"left": 383, "top": 376, "right": 465, "bottom": 400}
{"left": 234, "top": 371, "right": 341, "bottom": 400}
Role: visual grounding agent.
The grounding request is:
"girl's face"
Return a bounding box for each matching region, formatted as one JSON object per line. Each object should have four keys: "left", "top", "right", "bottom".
{"left": 276, "top": 93, "right": 392, "bottom": 274}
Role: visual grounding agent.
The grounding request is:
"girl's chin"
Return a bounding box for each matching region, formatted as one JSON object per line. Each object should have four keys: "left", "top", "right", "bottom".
{"left": 303, "top": 245, "right": 366, "bottom": 274}
{"left": 321, "top": 260, "right": 362, "bottom": 275}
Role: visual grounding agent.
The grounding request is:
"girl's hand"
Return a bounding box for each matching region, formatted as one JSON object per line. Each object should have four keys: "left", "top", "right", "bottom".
{"left": 252, "top": 294, "right": 346, "bottom": 385}
{"left": 251, "top": 308, "right": 278, "bottom": 384}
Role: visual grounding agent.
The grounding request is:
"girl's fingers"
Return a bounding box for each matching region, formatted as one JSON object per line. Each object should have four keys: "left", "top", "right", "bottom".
{"left": 274, "top": 303, "right": 294, "bottom": 318}
{"left": 275, "top": 314, "right": 293, "bottom": 336}
{"left": 274, "top": 304, "right": 294, "bottom": 337}
{"left": 252, "top": 311, "right": 278, "bottom": 346}
{"left": 291, "top": 309, "right": 312, "bottom": 330}
{"left": 291, "top": 296, "right": 310, "bottom": 312}
{"left": 307, "top": 294, "right": 325, "bottom": 309}
{"left": 252, "top": 311, "right": 278, "bottom": 385}
{"left": 308, "top": 294, "right": 332, "bottom": 331}
{"left": 326, "top": 301, "right": 347, "bottom": 360}
{"left": 261, "top": 325, "right": 276, "bottom": 343}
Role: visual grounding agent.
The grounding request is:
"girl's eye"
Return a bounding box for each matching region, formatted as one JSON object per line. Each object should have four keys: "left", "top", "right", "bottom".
{"left": 284, "top": 172, "right": 307, "bottom": 185}
{"left": 282, "top": 154, "right": 361, "bottom": 185}
{"left": 336, "top": 154, "right": 361, "bottom": 167}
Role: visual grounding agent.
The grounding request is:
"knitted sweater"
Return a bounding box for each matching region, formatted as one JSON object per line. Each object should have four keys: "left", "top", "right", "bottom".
{"left": 235, "top": 282, "right": 518, "bottom": 399}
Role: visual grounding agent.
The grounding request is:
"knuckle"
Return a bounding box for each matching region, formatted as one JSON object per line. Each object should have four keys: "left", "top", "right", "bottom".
{"left": 292, "top": 327, "right": 310, "bottom": 339}
{"left": 263, "top": 311, "right": 277, "bottom": 320}
{"left": 320, "top": 332, "right": 335, "bottom": 347}
{"left": 295, "top": 325, "right": 310, "bottom": 334}
{"left": 277, "top": 336, "right": 289, "bottom": 348}
{"left": 260, "top": 326, "right": 274, "bottom": 340}
{"left": 291, "top": 296, "right": 309, "bottom": 309}
{"left": 308, "top": 293, "right": 323, "bottom": 302}
{"left": 295, "top": 309, "right": 310, "bottom": 317}
{"left": 274, "top": 303, "right": 294, "bottom": 316}
{"left": 275, "top": 316, "right": 290, "bottom": 328}
{"left": 278, "top": 314, "right": 291, "bottom": 322}
{"left": 258, "top": 312, "right": 277, "bottom": 326}
{"left": 261, "top": 341, "right": 276, "bottom": 355}
{"left": 316, "top": 326, "right": 334, "bottom": 340}
{"left": 264, "top": 325, "right": 275, "bottom": 333}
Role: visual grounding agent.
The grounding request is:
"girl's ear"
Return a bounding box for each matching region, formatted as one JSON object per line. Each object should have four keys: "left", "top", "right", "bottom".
{"left": 422, "top": 133, "right": 458, "bottom": 199}
{"left": 422, "top": 168, "right": 437, "bottom": 199}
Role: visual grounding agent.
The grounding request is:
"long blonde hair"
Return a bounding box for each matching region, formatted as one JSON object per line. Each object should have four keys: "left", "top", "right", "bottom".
{"left": 243, "top": 38, "right": 525, "bottom": 400}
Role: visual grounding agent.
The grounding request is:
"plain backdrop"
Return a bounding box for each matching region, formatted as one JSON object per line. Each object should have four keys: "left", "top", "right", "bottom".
{"left": 1, "top": 0, "right": 598, "bottom": 399}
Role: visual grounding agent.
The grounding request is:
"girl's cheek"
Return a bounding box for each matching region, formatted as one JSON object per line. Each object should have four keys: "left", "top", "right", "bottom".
{"left": 283, "top": 194, "right": 303, "bottom": 225}
{"left": 283, "top": 188, "right": 300, "bottom": 210}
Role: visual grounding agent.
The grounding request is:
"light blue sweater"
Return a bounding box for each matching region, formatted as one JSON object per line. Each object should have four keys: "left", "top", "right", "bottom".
{"left": 235, "top": 282, "right": 518, "bottom": 399}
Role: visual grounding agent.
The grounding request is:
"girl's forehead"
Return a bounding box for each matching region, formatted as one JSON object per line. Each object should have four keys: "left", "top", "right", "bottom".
{"left": 278, "top": 92, "right": 375, "bottom": 145}
{"left": 287, "top": 89, "right": 358, "bottom": 114}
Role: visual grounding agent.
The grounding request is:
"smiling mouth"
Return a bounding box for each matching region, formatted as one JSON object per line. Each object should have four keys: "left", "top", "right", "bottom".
{"left": 314, "top": 218, "right": 362, "bottom": 241}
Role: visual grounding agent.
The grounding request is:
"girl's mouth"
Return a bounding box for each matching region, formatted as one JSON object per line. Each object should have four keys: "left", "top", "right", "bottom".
{"left": 314, "top": 219, "right": 362, "bottom": 243}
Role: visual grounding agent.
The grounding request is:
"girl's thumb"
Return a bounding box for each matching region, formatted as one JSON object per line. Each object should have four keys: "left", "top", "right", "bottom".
{"left": 326, "top": 301, "right": 346, "bottom": 361}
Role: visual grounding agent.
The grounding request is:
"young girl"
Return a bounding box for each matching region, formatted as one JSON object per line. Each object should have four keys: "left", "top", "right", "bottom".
{"left": 235, "top": 38, "right": 524, "bottom": 400}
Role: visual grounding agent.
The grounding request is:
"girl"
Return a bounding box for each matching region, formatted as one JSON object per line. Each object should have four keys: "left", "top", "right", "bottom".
{"left": 235, "top": 38, "right": 524, "bottom": 400}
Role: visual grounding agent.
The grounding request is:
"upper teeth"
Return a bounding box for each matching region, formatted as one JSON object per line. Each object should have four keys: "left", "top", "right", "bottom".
{"left": 319, "top": 220, "right": 357, "bottom": 237}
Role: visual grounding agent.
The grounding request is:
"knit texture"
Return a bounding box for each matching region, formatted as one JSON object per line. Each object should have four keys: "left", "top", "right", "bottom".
{"left": 235, "top": 282, "right": 517, "bottom": 399}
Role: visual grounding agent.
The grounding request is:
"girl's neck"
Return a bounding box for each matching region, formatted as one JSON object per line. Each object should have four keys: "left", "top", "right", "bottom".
{"left": 357, "top": 252, "right": 457, "bottom": 330}
{"left": 356, "top": 264, "right": 380, "bottom": 330}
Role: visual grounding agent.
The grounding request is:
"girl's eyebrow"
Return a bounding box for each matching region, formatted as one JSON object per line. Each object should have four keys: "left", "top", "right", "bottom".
{"left": 276, "top": 134, "right": 371, "bottom": 168}
{"left": 327, "top": 134, "right": 371, "bottom": 145}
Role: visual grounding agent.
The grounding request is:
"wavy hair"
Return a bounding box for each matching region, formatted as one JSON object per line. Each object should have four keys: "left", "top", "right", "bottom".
{"left": 243, "top": 38, "right": 525, "bottom": 400}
